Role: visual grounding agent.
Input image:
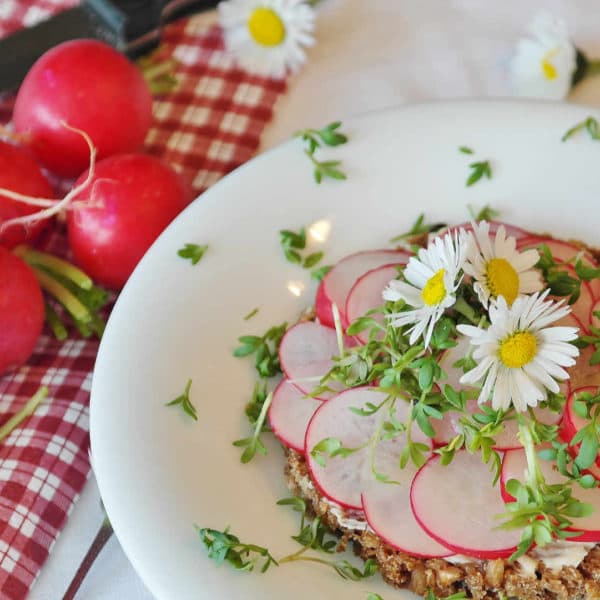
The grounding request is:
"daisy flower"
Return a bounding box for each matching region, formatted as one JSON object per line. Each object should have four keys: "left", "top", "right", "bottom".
{"left": 383, "top": 230, "right": 470, "bottom": 348}
{"left": 458, "top": 291, "right": 579, "bottom": 413}
{"left": 510, "top": 13, "right": 577, "bottom": 100}
{"left": 218, "top": 0, "right": 315, "bottom": 78}
{"left": 463, "top": 221, "right": 543, "bottom": 308}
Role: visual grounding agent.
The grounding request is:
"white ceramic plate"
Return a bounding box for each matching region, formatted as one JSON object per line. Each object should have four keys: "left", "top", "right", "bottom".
{"left": 90, "top": 100, "right": 600, "bottom": 599}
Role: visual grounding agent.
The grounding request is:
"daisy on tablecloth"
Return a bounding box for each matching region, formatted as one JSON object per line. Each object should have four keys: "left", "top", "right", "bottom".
{"left": 383, "top": 230, "right": 470, "bottom": 348}
{"left": 510, "top": 12, "right": 577, "bottom": 99}
{"left": 458, "top": 291, "right": 579, "bottom": 413}
{"left": 463, "top": 221, "right": 543, "bottom": 308}
{"left": 218, "top": 0, "right": 315, "bottom": 78}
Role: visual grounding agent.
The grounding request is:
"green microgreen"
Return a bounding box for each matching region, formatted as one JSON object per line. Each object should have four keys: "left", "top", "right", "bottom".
{"left": 165, "top": 379, "right": 197, "bottom": 421}
{"left": 561, "top": 116, "right": 600, "bottom": 142}
{"left": 535, "top": 244, "right": 581, "bottom": 304}
{"left": 390, "top": 213, "right": 446, "bottom": 246}
{"left": 468, "top": 203, "right": 500, "bottom": 222}
{"left": 177, "top": 243, "right": 208, "bottom": 265}
{"left": 295, "top": 121, "right": 348, "bottom": 183}
{"left": 311, "top": 264, "right": 333, "bottom": 282}
{"left": 243, "top": 307, "right": 259, "bottom": 320}
{"left": 576, "top": 318, "right": 600, "bottom": 366}
{"left": 466, "top": 160, "right": 492, "bottom": 187}
{"left": 233, "top": 391, "right": 273, "bottom": 463}
{"left": 425, "top": 590, "right": 468, "bottom": 600}
{"left": 196, "top": 527, "right": 277, "bottom": 572}
{"left": 233, "top": 322, "right": 287, "bottom": 378}
{"left": 279, "top": 227, "right": 326, "bottom": 271}
{"left": 458, "top": 146, "right": 474, "bottom": 154}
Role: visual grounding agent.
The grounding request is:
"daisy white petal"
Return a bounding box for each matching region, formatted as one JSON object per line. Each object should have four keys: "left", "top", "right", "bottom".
{"left": 510, "top": 13, "right": 577, "bottom": 100}
{"left": 385, "top": 230, "right": 469, "bottom": 348}
{"left": 464, "top": 221, "right": 543, "bottom": 308}
{"left": 219, "top": 0, "right": 315, "bottom": 78}
{"left": 459, "top": 291, "right": 579, "bottom": 412}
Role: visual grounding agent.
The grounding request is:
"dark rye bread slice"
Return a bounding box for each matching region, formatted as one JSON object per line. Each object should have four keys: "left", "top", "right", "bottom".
{"left": 285, "top": 448, "right": 600, "bottom": 600}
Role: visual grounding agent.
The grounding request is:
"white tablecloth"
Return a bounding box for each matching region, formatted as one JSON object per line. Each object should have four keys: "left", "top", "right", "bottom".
{"left": 29, "top": 0, "right": 600, "bottom": 597}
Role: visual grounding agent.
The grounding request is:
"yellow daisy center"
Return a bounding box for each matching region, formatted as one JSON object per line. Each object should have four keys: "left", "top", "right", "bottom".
{"left": 486, "top": 258, "right": 519, "bottom": 305}
{"left": 541, "top": 49, "right": 558, "bottom": 80}
{"left": 247, "top": 8, "right": 286, "bottom": 47}
{"left": 499, "top": 331, "right": 537, "bottom": 369}
{"left": 421, "top": 269, "right": 446, "bottom": 306}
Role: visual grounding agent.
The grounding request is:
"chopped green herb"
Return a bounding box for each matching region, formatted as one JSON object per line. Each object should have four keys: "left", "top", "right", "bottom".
{"left": 233, "top": 322, "right": 287, "bottom": 378}
{"left": 177, "top": 243, "right": 208, "bottom": 265}
{"left": 243, "top": 307, "right": 259, "bottom": 320}
{"left": 311, "top": 264, "right": 332, "bottom": 281}
{"left": 233, "top": 391, "right": 273, "bottom": 463}
{"left": 302, "top": 251, "right": 324, "bottom": 269}
{"left": 468, "top": 203, "right": 500, "bottom": 221}
{"left": 458, "top": 146, "right": 474, "bottom": 154}
{"left": 425, "top": 591, "right": 468, "bottom": 600}
{"left": 466, "top": 160, "right": 492, "bottom": 187}
{"left": 294, "top": 121, "right": 348, "bottom": 184}
{"left": 165, "top": 379, "right": 197, "bottom": 421}
{"left": 390, "top": 213, "right": 446, "bottom": 244}
{"left": 561, "top": 116, "right": 600, "bottom": 142}
{"left": 196, "top": 527, "right": 277, "bottom": 572}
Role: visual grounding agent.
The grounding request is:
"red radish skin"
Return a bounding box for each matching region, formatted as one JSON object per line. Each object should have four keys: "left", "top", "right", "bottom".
{"left": 0, "top": 248, "right": 44, "bottom": 375}
{"left": 410, "top": 452, "right": 521, "bottom": 559}
{"left": 67, "top": 154, "right": 193, "bottom": 290}
{"left": 0, "top": 140, "right": 53, "bottom": 248}
{"left": 316, "top": 250, "right": 411, "bottom": 328}
{"left": 267, "top": 379, "right": 322, "bottom": 453}
{"left": 14, "top": 39, "right": 153, "bottom": 178}
{"left": 345, "top": 264, "right": 404, "bottom": 343}
{"left": 305, "top": 387, "right": 430, "bottom": 510}
{"left": 278, "top": 321, "right": 353, "bottom": 400}
{"left": 501, "top": 448, "right": 600, "bottom": 542}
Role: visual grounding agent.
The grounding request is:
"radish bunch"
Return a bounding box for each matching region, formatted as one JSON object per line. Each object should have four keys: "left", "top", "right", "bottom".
{"left": 267, "top": 224, "right": 600, "bottom": 560}
{"left": 0, "top": 39, "right": 194, "bottom": 376}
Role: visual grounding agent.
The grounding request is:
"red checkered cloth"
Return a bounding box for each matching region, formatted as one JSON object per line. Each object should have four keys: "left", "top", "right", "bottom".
{"left": 0, "top": 3, "right": 287, "bottom": 598}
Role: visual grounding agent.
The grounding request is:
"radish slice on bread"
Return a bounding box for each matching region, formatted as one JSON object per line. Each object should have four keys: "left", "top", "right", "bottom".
{"left": 410, "top": 451, "right": 521, "bottom": 559}
{"left": 279, "top": 321, "right": 353, "bottom": 400}
{"left": 268, "top": 379, "right": 322, "bottom": 453}
{"left": 305, "top": 387, "right": 430, "bottom": 510}
{"left": 315, "top": 250, "right": 410, "bottom": 328}
{"left": 345, "top": 264, "right": 403, "bottom": 343}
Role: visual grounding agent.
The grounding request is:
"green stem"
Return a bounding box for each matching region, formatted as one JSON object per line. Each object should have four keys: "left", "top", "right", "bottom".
{"left": 15, "top": 246, "right": 92, "bottom": 290}
{"left": 278, "top": 553, "right": 332, "bottom": 566}
{"left": 0, "top": 387, "right": 47, "bottom": 443}
{"left": 252, "top": 392, "right": 273, "bottom": 443}
{"left": 454, "top": 296, "right": 480, "bottom": 325}
{"left": 518, "top": 419, "right": 543, "bottom": 502}
{"left": 331, "top": 303, "right": 345, "bottom": 358}
{"left": 34, "top": 270, "right": 91, "bottom": 324}
{"left": 44, "top": 301, "right": 68, "bottom": 341}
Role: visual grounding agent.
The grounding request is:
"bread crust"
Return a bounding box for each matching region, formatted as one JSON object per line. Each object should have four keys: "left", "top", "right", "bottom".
{"left": 285, "top": 448, "right": 600, "bottom": 600}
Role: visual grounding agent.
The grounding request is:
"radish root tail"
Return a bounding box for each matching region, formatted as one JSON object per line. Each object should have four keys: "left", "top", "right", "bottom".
{"left": 0, "top": 122, "right": 98, "bottom": 233}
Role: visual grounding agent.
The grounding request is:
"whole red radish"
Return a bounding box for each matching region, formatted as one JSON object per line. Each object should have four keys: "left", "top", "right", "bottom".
{"left": 0, "top": 140, "right": 53, "bottom": 248}
{"left": 13, "top": 39, "right": 153, "bottom": 178}
{"left": 0, "top": 247, "right": 44, "bottom": 376}
{"left": 67, "top": 154, "right": 194, "bottom": 290}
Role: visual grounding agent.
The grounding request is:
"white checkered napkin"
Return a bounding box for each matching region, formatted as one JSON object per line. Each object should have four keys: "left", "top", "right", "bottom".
{"left": 0, "top": 3, "right": 288, "bottom": 598}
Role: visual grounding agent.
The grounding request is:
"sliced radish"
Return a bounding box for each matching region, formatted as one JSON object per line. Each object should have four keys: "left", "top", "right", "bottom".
{"left": 501, "top": 447, "right": 600, "bottom": 542}
{"left": 268, "top": 379, "right": 322, "bottom": 453}
{"left": 517, "top": 236, "right": 595, "bottom": 264}
{"left": 345, "top": 264, "right": 403, "bottom": 343}
{"left": 315, "top": 250, "right": 410, "bottom": 328}
{"left": 410, "top": 451, "right": 521, "bottom": 559}
{"left": 305, "top": 387, "right": 429, "bottom": 510}
{"left": 279, "top": 321, "right": 351, "bottom": 400}
{"left": 591, "top": 298, "right": 600, "bottom": 330}
{"left": 362, "top": 467, "right": 452, "bottom": 557}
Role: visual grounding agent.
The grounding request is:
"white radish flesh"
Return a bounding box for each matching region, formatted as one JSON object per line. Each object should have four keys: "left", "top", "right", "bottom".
{"left": 501, "top": 448, "right": 600, "bottom": 542}
{"left": 305, "top": 387, "right": 428, "bottom": 510}
{"left": 362, "top": 467, "right": 452, "bottom": 557}
{"left": 345, "top": 264, "right": 404, "bottom": 343}
{"left": 268, "top": 379, "right": 322, "bottom": 453}
{"left": 278, "top": 321, "right": 350, "bottom": 400}
{"left": 410, "top": 451, "right": 521, "bottom": 558}
{"left": 316, "top": 250, "right": 410, "bottom": 328}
